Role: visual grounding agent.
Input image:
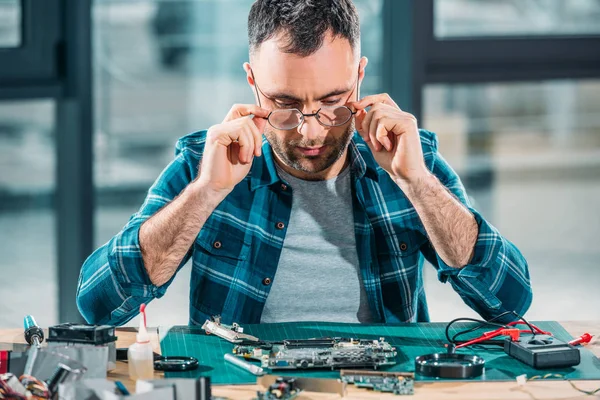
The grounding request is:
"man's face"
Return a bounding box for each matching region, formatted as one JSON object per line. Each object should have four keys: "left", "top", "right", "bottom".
{"left": 248, "top": 32, "right": 362, "bottom": 177}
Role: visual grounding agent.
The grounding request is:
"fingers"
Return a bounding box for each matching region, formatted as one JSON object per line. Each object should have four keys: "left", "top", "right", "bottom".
{"left": 365, "top": 109, "right": 381, "bottom": 152}
{"left": 237, "top": 118, "right": 262, "bottom": 163}
{"left": 224, "top": 104, "right": 270, "bottom": 122}
{"left": 251, "top": 113, "right": 267, "bottom": 136}
{"left": 358, "top": 103, "right": 415, "bottom": 152}
{"left": 237, "top": 127, "right": 253, "bottom": 164}
{"left": 246, "top": 116, "right": 263, "bottom": 157}
{"left": 208, "top": 116, "right": 262, "bottom": 164}
{"left": 350, "top": 93, "right": 399, "bottom": 111}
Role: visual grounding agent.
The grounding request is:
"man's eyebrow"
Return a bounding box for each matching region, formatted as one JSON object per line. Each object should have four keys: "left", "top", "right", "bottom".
{"left": 263, "top": 87, "right": 354, "bottom": 102}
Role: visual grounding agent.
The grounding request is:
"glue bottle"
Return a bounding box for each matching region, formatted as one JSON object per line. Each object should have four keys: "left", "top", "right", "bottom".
{"left": 128, "top": 303, "right": 154, "bottom": 380}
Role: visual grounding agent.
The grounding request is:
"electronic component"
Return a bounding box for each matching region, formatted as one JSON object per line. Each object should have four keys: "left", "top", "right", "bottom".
{"left": 258, "top": 375, "right": 346, "bottom": 396}
{"left": 47, "top": 323, "right": 116, "bottom": 345}
{"left": 415, "top": 353, "right": 485, "bottom": 379}
{"left": 255, "top": 377, "right": 302, "bottom": 400}
{"left": 504, "top": 335, "right": 580, "bottom": 369}
{"left": 202, "top": 316, "right": 259, "bottom": 344}
{"left": 340, "top": 369, "right": 414, "bottom": 395}
{"left": 234, "top": 337, "right": 397, "bottom": 370}
{"left": 47, "top": 323, "right": 118, "bottom": 375}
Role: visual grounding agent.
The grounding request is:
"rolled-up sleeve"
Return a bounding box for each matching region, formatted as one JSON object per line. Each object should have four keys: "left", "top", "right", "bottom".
{"left": 77, "top": 136, "right": 201, "bottom": 325}
{"left": 419, "top": 130, "right": 533, "bottom": 322}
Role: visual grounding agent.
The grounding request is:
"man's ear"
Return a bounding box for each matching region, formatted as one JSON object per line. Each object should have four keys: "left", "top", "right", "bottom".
{"left": 359, "top": 56, "right": 368, "bottom": 84}
{"left": 243, "top": 62, "right": 260, "bottom": 104}
{"left": 243, "top": 62, "right": 254, "bottom": 86}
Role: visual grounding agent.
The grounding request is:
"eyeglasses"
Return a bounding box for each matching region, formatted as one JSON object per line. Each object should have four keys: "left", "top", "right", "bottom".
{"left": 251, "top": 70, "right": 359, "bottom": 131}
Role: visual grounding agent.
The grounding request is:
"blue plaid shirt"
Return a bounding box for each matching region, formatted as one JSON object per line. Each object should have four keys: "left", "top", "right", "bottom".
{"left": 77, "top": 129, "right": 532, "bottom": 326}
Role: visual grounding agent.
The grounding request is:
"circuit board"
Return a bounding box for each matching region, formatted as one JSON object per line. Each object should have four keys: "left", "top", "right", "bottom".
{"left": 234, "top": 337, "right": 397, "bottom": 370}
{"left": 341, "top": 370, "right": 414, "bottom": 395}
{"left": 255, "top": 377, "right": 302, "bottom": 400}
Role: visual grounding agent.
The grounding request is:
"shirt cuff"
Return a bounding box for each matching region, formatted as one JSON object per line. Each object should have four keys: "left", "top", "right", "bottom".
{"left": 435, "top": 207, "right": 503, "bottom": 310}
{"left": 107, "top": 220, "right": 169, "bottom": 299}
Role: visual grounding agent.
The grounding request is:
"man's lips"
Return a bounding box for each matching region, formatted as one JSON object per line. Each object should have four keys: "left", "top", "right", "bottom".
{"left": 296, "top": 146, "right": 327, "bottom": 156}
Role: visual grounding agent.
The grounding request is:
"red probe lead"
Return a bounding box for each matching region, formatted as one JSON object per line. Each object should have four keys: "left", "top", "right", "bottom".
{"left": 453, "top": 321, "right": 553, "bottom": 350}
{"left": 569, "top": 333, "right": 593, "bottom": 346}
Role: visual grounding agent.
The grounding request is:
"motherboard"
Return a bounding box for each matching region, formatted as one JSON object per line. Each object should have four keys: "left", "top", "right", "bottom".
{"left": 234, "top": 337, "right": 397, "bottom": 370}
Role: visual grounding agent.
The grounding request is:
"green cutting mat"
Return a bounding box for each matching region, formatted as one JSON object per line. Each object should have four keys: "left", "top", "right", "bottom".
{"left": 159, "top": 321, "right": 600, "bottom": 384}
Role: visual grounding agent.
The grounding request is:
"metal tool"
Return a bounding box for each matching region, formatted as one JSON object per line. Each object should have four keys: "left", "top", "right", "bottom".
{"left": 224, "top": 353, "right": 264, "bottom": 376}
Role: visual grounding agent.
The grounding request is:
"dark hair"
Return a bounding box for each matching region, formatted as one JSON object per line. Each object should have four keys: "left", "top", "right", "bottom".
{"left": 248, "top": 0, "right": 360, "bottom": 58}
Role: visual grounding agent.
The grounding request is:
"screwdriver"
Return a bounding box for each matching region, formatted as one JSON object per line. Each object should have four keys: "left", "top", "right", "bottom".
{"left": 24, "top": 315, "right": 44, "bottom": 347}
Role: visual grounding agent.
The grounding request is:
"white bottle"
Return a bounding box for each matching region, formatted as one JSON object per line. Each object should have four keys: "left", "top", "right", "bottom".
{"left": 128, "top": 303, "right": 154, "bottom": 380}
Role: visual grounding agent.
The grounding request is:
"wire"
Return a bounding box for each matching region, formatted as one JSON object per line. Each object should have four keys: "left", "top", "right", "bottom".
{"left": 19, "top": 375, "right": 49, "bottom": 399}
{"left": 445, "top": 317, "right": 507, "bottom": 344}
{"left": 445, "top": 311, "right": 539, "bottom": 347}
{"left": 528, "top": 373, "right": 600, "bottom": 396}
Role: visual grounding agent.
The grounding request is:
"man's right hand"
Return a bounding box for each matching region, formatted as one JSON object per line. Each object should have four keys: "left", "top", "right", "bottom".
{"left": 196, "top": 104, "right": 269, "bottom": 196}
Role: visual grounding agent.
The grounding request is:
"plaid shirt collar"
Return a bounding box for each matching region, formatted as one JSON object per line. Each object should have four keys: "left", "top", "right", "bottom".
{"left": 249, "top": 132, "right": 379, "bottom": 191}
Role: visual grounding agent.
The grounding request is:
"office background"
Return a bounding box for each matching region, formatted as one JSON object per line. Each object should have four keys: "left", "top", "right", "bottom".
{"left": 0, "top": 0, "right": 599, "bottom": 328}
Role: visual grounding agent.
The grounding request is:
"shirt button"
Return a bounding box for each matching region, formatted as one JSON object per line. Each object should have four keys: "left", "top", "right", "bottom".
{"left": 213, "top": 241, "right": 222, "bottom": 249}
{"left": 276, "top": 222, "right": 285, "bottom": 230}
{"left": 400, "top": 242, "right": 408, "bottom": 251}
{"left": 262, "top": 277, "right": 272, "bottom": 286}
{"left": 280, "top": 183, "right": 288, "bottom": 191}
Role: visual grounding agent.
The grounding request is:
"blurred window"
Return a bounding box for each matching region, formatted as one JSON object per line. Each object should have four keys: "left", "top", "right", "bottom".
{"left": 435, "top": 0, "right": 600, "bottom": 38}
{"left": 0, "top": 99, "right": 57, "bottom": 327}
{"left": 0, "top": 0, "right": 21, "bottom": 47}
{"left": 423, "top": 79, "right": 600, "bottom": 320}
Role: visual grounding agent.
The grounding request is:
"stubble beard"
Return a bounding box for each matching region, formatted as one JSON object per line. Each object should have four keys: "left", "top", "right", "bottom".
{"left": 264, "top": 119, "right": 355, "bottom": 175}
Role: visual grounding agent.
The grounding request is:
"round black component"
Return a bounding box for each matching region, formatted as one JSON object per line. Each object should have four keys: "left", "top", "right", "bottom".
{"left": 154, "top": 356, "right": 199, "bottom": 371}
{"left": 24, "top": 326, "right": 44, "bottom": 346}
{"left": 415, "top": 353, "right": 485, "bottom": 379}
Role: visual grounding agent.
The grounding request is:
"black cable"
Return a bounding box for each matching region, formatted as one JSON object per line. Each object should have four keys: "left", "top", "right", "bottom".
{"left": 445, "top": 311, "right": 538, "bottom": 346}
{"left": 451, "top": 311, "right": 518, "bottom": 343}
{"left": 445, "top": 317, "right": 507, "bottom": 344}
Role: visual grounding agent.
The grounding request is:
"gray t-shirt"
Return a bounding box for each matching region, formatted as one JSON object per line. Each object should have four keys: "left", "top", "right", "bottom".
{"left": 260, "top": 164, "right": 374, "bottom": 323}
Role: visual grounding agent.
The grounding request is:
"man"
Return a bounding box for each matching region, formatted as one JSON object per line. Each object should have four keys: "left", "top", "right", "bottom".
{"left": 77, "top": 0, "right": 532, "bottom": 326}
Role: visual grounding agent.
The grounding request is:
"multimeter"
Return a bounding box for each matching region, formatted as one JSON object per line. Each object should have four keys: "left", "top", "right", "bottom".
{"left": 504, "top": 335, "right": 580, "bottom": 369}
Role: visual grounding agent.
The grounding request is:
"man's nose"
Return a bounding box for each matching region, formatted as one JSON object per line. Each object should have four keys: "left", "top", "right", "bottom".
{"left": 298, "top": 112, "right": 323, "bottom": 142}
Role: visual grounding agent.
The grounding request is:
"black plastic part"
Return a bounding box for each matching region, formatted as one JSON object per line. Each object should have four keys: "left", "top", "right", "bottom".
{"left": 116, "top": 348, "right": 161, "bottom": 362}
{"left": 154, "top": 356, "right": 199, "bottom": 371}
{"left": 24, "top": 326, "right": 44, "bottom": 346}
{"left": 415, "top": 353, "right": 485, "bottom": 379}
{"left": 47, "top": 323, "right": 117, "bottom": 345}
{"left": 504, "top": 335, "right": 580, "bottom": 369}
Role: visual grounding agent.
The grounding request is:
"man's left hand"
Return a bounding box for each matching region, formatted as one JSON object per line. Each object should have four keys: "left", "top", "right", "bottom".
{"left": 351, "top": 94, "right": 430, "bottom": 186}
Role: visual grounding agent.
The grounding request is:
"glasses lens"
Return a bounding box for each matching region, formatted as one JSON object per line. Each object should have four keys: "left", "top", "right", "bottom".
{"left": 268, "top": 109, "right": 302, "bottom": 130}
{"left": 316, "top": 106, "right": 353, "bottom": 126}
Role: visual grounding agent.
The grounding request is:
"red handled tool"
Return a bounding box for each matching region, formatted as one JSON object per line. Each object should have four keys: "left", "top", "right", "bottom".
{"left": 569, "top": 333, "right": 593, "bottom": 346}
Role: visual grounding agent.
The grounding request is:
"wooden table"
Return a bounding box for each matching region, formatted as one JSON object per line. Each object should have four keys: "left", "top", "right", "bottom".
{"left": 1, "top": 321, "right": 598, "bottom": 399}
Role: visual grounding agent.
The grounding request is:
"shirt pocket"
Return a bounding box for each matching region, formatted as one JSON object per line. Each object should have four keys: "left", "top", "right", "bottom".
{"left": 377, "top": 230, "right": 426, "bottom": 262}
{"left": 377, "top": 231, "right": 427, "bottom": 288}
{"left": 377, "top": 231, "right": 427, "bottom": 320}
{"left": 191, "top": 225, "right": 252, "bottom": 317}
{"left": 195, "top": 225, "right": 251, "bottom": 266}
